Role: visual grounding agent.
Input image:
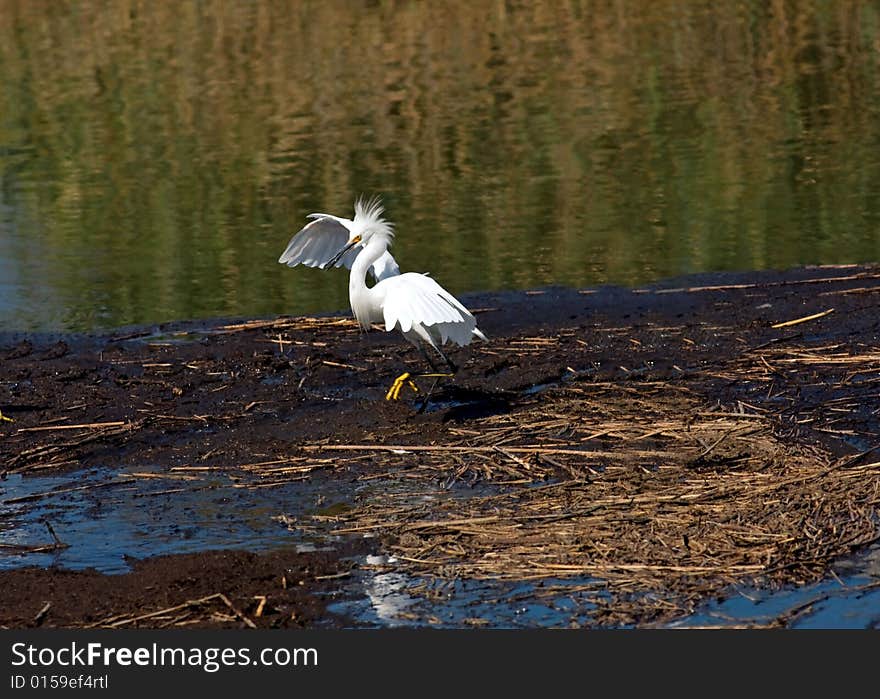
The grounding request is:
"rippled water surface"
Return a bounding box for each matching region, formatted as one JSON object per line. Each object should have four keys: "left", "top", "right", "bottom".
{"left": 2, "top": 1, "right": 880, "bottom": 331}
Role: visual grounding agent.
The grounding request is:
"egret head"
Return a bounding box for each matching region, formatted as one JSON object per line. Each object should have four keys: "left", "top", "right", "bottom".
{"left": 352, "top": 195, "right": 394, "bottom": 245}
{"left": 329, "top": 195, "right": 394, "bottom": 265}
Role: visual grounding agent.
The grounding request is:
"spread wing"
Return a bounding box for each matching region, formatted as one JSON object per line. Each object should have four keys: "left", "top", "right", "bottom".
{"left": 380, "top": 273, "right": 478, "bottom": 347}
{"left": 278, "top": 214, "right": 361, "bottom": 270}
{"left": 278, "top": 212, "right": 400, "bottom": 282}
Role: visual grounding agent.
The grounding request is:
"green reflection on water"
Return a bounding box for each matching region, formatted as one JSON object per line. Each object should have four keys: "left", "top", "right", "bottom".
{"left": 1, "top": 0, "right": 879, "bottom": 332}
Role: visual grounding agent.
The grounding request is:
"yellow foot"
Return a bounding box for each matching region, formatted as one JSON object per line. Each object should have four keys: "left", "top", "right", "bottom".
{"left": 385, "top": 372, "right": 419, "bottom": 401}
{"left": 0, "top": 410, "right": 12, "bottom": 423}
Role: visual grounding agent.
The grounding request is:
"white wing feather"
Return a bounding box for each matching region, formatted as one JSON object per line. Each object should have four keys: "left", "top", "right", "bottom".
{"left": 278, "top": 214, "right": 356, "bottom": 269}
{"left": 278, "top": 213, "right": 399, "bottom": 281}
{"left": 379, "top": 273, "right": 479, "bottom": 347}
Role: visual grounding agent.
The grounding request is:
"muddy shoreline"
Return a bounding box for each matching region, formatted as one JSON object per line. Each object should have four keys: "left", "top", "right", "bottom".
{"left": 2, "top": 265, "right": 880, "bottom": 628}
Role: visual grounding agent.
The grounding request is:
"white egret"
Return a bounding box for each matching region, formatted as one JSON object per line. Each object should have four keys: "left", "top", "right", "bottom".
{"left": 279, "top": 197, "right": 487, "bottom": 402}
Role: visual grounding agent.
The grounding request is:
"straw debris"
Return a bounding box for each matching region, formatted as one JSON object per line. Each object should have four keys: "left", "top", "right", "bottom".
{"left": 303, "top": 342, "right": 880, "bottom": 626}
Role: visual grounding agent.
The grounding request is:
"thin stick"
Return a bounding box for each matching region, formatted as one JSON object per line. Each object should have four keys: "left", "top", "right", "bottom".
{"left": 44, "top": 520, "right": 67, "bottom": 548}
{"left": 217, "top": 593, "right": 257, "bottom": 629}
{"left": 17, "top": 421, "right": 127, "bottom": 433}
{"left": 33, "top": 602, "right": 52, "bottom": 625}
{"left": 653, "top": 271, "right": 877, "bottom": 294}
{"left": 493, "top": 446, "right": 533, "bottom": 471}
{"left": 2, "top": 479, "right": 137, "bottom": 505}
{"left": 321, "top": 360, "right": 365, "bottom": 371}
{"left": 303, "top": 444, "right": 682, "bottom": 458}
{"left": 94, "top": 594, "right": 224, "bottom": 628}
{"left": 770, "top": 308, "right": 834, "bottom": 329}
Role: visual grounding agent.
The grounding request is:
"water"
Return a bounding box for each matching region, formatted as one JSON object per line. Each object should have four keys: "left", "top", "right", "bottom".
{"left": 329, "top": 570, "right": 600, "bottom": 628}
{"left": 339, "top": 565, "right": 880, "bottom": 629}
{"left": 674, "top": 546, "right": 880, "bottom": 629}
{"left": 2, "top": 1, "right": 880, "bottom": 332}
{"left": 0, "top": 465, "right": 354, "bottom": 574}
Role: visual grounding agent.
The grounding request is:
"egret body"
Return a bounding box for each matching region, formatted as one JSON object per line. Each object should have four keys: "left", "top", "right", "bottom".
{"left": 280, "top": 197, "right": 486, "bottom": 401}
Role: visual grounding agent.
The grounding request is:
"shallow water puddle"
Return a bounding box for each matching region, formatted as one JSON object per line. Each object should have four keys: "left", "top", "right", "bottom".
{"left": 328, "top": 568, "right": 598, "bottom": 628}
{"left": 673, "top": 545, "right": 880, "bottom": 629}
{"left": 0, "top": 466, "right": 356, "bottom": 573}
{"left": 327, "top": 549, "right": 880, "bottom": 628}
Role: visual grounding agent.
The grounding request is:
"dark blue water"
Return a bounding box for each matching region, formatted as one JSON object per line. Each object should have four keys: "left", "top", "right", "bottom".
{"left": 0, "top": 466, "right": 350, "bottom": 574}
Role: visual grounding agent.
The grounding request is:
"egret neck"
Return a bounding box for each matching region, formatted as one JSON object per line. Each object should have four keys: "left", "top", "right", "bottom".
{"left": 349, "top": 234, "right": 388, "bottom": 330}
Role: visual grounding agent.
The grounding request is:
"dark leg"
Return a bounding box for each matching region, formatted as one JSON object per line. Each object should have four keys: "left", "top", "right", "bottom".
{"left": 415, "top": 343, "right": 456, "bottom": 411}
{"left": 417, "top": 376, "right": 442, "bottom": 414}
{"left": 434, "top": 345, "right": 458, "bottom": 373}
{"left": 417, "top": 344, "right": 441, "bottom": 372}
